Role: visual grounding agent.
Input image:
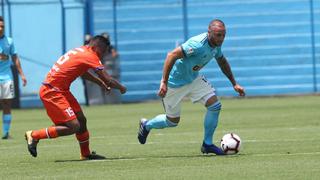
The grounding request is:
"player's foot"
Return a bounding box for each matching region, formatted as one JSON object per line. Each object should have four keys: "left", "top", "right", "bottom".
{"left": 201, "top": 142, "right": 225, "bottom": 155}
{"left": 2, "top": 133, "right": 10, "bottom": 139}
{"left": 25, "top": 131, "right": 39, "bottom": 157}
{"left": 138, "top": 118, "right": 149, "bottom": 144}
{"left": 80, "top": 151, "right": 106, "bottom": 160}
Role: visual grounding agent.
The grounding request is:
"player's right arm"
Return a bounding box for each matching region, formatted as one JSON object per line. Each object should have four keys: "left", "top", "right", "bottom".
{"left": 95, "top": 69, "right": 127, "bottom": 94}
{"left": 158, "top": 47, "right": 184, "bottom": 97}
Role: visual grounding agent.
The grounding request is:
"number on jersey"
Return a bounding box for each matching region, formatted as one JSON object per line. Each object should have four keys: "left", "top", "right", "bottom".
{"left": 50, "top": 48, "right": 84, "bottom": 73}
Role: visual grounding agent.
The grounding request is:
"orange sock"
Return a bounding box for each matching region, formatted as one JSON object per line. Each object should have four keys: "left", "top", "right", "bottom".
{"left": 32, "top": 127, "right": 59, "bottom": 140}
{"left": 76, "top": 131, "right": 90, "bottom": 157}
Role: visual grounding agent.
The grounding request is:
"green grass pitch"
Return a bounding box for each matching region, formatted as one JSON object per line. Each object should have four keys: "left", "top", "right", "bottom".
{"left": 0, "top": 95, "right": 320, "bottom": 179}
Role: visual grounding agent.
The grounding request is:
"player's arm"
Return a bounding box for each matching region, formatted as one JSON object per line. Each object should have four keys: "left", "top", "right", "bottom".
{"left": 12, "top": 54, "right": 27, "bottom": 86}
{"left": 81, "top": 71, "right": 110, "bottom": 92}
{"left": 161, "top": 46, "right": 184, "bottom": 84}
{"left": 95, "top": 69, "right": 126, "bottom": 94}
{"left": 158, "top": 46, "right": 184, "bottom": 97}
{"left": 216, "top": 56, "right": 245, "bottom": 96}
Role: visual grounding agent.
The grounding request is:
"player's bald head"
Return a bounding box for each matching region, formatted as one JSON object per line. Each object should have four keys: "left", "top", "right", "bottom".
{"left": 207, "top": 19, "right": 226, "bottom": 47}
{"left": 208, "top": 19, "right": 225, "bottom": 32}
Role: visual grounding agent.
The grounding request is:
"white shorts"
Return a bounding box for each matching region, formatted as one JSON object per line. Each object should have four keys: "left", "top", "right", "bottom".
{"left": 163, "top": 75, "right": 216, "bottom": 118}
{"left": 0, "top": 80, "right": 15, "bottom": 99}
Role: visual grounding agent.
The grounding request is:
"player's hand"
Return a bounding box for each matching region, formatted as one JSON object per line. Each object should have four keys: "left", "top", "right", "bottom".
{"left": 233, "top": 84, "right": 245, "bottom": 96}
{"left": 101, "top": 82, "right": 111, "bottom": 93}
{"left": 21, "top": 76, "right": 27, "bottom": 86}
{"left": 158, "top": 81, "right": 167, "bottom": 98}
{"left": 120, "top": 85, "right": 127, "bottom": 94}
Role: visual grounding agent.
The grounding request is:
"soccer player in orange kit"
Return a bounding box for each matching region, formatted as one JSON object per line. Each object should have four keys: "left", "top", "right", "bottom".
{"left": 25, "top": 35, "right": 127, "bottom": 160}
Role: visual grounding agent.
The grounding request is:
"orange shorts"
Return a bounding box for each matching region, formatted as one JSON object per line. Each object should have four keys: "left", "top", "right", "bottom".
{"left": 39, "top": 85, "right": 81, "bottom": 125}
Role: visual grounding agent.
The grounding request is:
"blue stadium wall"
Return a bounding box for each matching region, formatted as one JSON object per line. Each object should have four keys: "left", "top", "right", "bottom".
{"left": 0, "top": 0, "right": 85, "bottom": 107}
{"left": 1, "top": 0, "right": 319, "bottom": 107}
{"left": 92, "top": 0, "right": 320, "bottom": 102}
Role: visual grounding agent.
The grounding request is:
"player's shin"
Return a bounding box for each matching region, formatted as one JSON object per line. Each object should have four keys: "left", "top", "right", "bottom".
{"left": 76, "top": 130, "right": 90, "bottom": 157}
{"left": 2, "top": 114, "right": 11, "bottom": 137}
{"left": 145, "top": 114, "right": 177, "bottom": 131}
{"left": 32, "top": 126, "right": 59, "bottom": 140}
{"left": 203, "top": 101, "right": 222, "bottom": 145}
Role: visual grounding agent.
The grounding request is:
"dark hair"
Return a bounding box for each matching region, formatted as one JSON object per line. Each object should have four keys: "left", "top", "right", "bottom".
{"left": 0, "top": 16, "right": 3, "bottom": 22}
{"left": 89, "top": 35, "right": 110, "bottom": 49}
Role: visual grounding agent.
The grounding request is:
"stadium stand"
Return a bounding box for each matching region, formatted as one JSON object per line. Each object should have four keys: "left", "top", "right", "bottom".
{"left": 0, "top": 0, "right": 319, "bottom": 106}
{"left": 92, "top": 0, "right": 320, "bottom": 102}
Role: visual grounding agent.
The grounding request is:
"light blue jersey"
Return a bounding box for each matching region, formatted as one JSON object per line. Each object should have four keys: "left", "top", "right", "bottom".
{"left": 168, "top": 33, "right": 223, "bottom": 88}
{"left": 0, "top": 36, "right": 16, "bottom": 83}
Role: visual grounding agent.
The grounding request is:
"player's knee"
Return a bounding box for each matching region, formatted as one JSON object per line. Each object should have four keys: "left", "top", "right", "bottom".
{"left": 70, "top": 121, "right": 81, "bottom": 133}
{"left": 166, "top": 116, "right": 179, "bottom": 127}
{"left": 207, "top": 101, "right": 222, "bottom": 111}
{"left": 78, "top": 117, "right": 87, "bottom": 132}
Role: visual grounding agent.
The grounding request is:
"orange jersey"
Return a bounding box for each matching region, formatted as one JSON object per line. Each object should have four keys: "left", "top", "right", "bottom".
{"left": 43, "top": 46, "right": 104, "bottom": 91}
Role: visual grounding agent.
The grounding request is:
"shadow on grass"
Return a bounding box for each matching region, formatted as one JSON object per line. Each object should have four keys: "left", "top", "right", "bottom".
{"left": 54, "top": 153, "right": 232, "bottom": 163}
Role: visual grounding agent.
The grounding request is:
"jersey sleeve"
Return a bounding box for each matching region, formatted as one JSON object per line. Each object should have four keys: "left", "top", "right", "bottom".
{"left": 87, "top": 55, "right": 104, "bottom": 71}
{"left": 214, "top": 46, "right": 224, "bottom": 60}
{"left": 181, "top": 39, "right": 202, "bottom": 58}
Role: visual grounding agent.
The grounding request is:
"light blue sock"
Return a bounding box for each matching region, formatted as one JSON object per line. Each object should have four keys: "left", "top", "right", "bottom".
{"left": 203, "top": 101, "right": 221, "bottom": 145}
{"left": 3, "top": 114, "right": 12, "bottom": 135}
{"left": 145, "top": 114, "right": 178, "bottom": 131}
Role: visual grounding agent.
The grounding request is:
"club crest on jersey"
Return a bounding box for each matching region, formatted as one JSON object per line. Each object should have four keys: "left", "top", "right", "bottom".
{"left": 186, "top": 48, "right": 194, "bottom": 55}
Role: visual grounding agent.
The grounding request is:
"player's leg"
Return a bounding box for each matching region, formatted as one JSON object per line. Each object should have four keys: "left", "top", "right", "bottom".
{"left": 30, "top": 89, "right": 81, "bottom": 139}
{"left": 75, "top": 111, "right": 90, "bottom": 159}
{"left": 1, "top": 99, "right": 12, "bottom": 139}
{"left": 144, "top": 102, "right": 180, "bottom": 131}
{"left": 1, "top": 80, "right": 14, "bottom": 139}
{"left": 138, "top": 86, "right": 187, "bottom": 144}
{"left": 190, "top": 76, "right": 224, "bottom": 155}
{"left": 25, "top": 86, "right": 80, "bottom": 157}
{"left": 75, "top": 111, "right": 105, "bottom": 160}
{"left": 201, "top": 95, "right": 224, "bottom": 155}
{"left": 67, "top": 93, "right": 90, "bottom": 158}
{"left": 138, "top": 115, "right": 179, "bottom": 145}
{"left": 66, "top": 91, "right": 105, "bottom": 160}
{"left": 31, "top": 119, "right": 80, "bottom": 139}
{"left": 25, "top": 119, "right": 80, "bottom": 157}
{"left": 203, "top": 95, "right": 221, "bottom": 146}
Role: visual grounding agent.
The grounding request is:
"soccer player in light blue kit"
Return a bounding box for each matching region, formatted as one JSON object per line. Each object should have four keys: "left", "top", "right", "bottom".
{"left": 138, "top": 19, "right": 245, "bottom": 155}
{"left": 0, "top": 16, "right": 27, "bottom": 139}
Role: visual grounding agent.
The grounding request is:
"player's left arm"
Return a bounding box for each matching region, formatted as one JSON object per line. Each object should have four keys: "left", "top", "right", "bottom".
{"left": 95, "top": 69, "right": 127, "bottom": 94}
{"left": 12, "top": 54, "right": 27, "bottom": 86}
{"left": 81, "top": 71, "right": 110, "bottom": 92}
{"left": 216, "top": 56, "right": 245, "bottom": 96}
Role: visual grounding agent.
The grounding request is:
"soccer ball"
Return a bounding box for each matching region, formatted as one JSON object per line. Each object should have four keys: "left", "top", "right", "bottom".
{"left": 220, "top": 133, "right": 241, "bottom": 155}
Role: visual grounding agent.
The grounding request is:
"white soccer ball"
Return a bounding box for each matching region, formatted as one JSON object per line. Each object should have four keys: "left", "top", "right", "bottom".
{"left": 220, "top": 133, "right": 241, "bottom": 155}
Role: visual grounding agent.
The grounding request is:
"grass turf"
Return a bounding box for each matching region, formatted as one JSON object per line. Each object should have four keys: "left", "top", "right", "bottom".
{"left": 0, "top": 95, "right": 319, "bottom": 179}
